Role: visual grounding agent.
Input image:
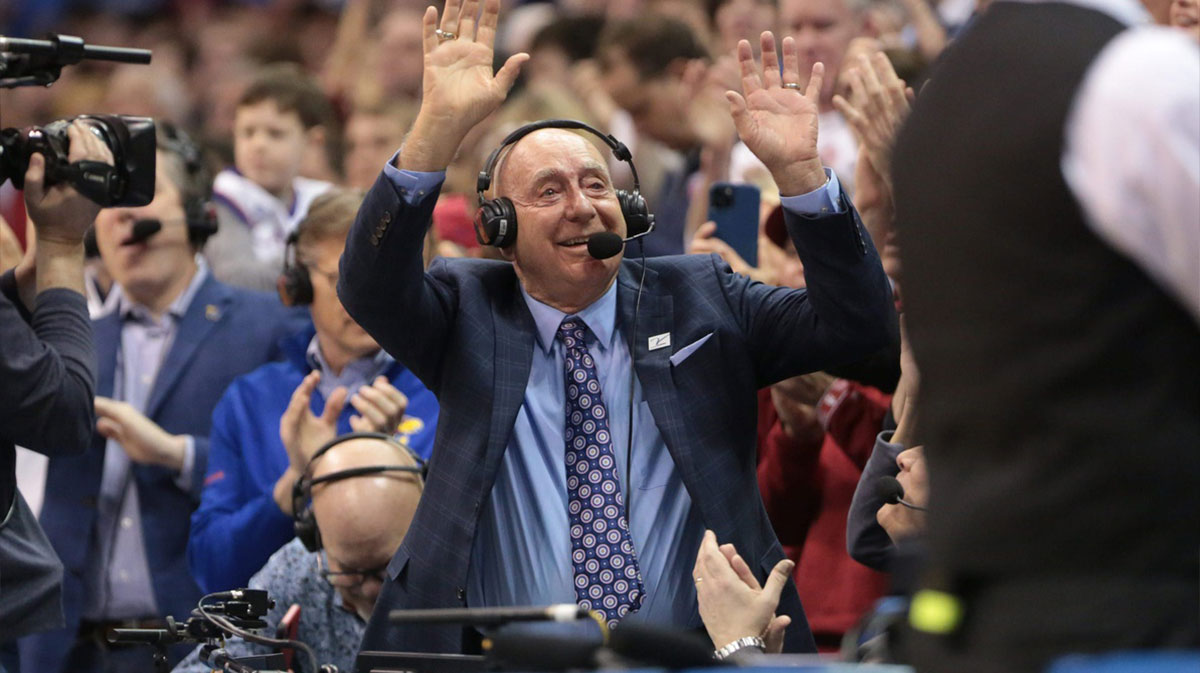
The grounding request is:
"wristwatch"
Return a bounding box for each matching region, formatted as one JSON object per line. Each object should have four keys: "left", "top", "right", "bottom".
{"left": 713, "top": 635, "right": 766, "bottom": 660}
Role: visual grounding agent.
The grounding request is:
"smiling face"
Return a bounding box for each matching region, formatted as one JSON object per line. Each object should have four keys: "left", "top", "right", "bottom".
{"left": 496, "top": 129, "right": 626, "bottom": 313}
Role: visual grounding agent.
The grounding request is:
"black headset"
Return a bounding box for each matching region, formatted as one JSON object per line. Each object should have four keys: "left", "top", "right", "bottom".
{"left": 278, "top": 230, "right": 312, "bottom": 305}
{"left": 158, "top": 122, "right": 218, "bottom": 246}
{"left": 473, "top": 119, "right": 654, "bottom": 248}
{"left": 292, "top": 431, "right": 428, "bottom": 552}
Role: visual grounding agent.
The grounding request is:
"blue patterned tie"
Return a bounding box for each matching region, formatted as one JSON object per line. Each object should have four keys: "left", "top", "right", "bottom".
{"left": 557, "top": 317, "right": 644, "bottom": 629}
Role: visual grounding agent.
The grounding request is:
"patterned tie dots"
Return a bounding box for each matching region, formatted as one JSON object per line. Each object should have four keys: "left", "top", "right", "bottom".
{"left": 557, "top": 318, "right": 644, "bottom": 630}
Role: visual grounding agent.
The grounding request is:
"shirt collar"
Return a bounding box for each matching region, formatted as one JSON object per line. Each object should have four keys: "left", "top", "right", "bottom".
{"left": 521, "top": 281, "right": 619, "bottom": 356}
{"left": 304, "top": 333, "right": 393, "bottom": 376}
{"left": 118, "top": 255, "right": 209, "bottom": 323}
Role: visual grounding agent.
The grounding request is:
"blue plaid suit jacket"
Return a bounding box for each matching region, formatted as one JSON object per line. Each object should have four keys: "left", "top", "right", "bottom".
{"left": 339, "top": 171, "right": 897, "bottom": 656}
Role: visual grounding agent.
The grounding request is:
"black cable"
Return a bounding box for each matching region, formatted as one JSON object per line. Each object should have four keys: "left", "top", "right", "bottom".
{"left": 197, "top": 593, "right": 323, "bottom": 673}
{"left": 624, "top": 239, "right": 647, "bottom": 525}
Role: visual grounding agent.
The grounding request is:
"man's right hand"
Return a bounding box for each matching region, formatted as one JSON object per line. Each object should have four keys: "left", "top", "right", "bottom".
{"left": 25, "top": 121, "right": 114, "bottom": 246}
{"left": 399, "top": 0, "right": 528, "bottom": 171}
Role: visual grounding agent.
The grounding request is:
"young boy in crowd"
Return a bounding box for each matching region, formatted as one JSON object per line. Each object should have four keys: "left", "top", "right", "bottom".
{"left": 206, "top": 63, "right": 335, "bottom": 291}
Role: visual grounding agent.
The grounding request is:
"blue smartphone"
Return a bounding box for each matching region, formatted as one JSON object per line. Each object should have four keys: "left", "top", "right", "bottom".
{"left": 707, "top": 182, "right": 760, "bottom": 268}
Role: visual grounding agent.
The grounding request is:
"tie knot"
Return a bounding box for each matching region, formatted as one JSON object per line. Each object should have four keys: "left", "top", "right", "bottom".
{"left": 556, "top": 318, "right": 589, "bottom": 348}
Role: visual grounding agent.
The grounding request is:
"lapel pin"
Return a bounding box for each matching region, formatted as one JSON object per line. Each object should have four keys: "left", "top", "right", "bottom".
{"left": 648, "top": 333, "right": 671, "bottom": 351}
{"left": 205, "top": 304, "right": 221, "bottom": 321}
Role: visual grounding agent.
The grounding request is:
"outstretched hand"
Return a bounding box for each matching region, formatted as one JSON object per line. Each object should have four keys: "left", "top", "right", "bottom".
{"left": 727, "top": 33, "right": 827, "bottom": 196}
{"left": 832, "top": 52, "right": 913, "bottom": 189}
{"left": 400, "top": 0, "right": 528, "bottom": 170}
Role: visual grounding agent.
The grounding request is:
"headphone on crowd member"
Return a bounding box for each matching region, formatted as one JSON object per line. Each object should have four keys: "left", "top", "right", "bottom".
{"left": 473, "top": 119, "right": 655, "bottom": 249}
{"left": 278, "top": 231, "right": 312, "bottom": 306}
{"left": 157, "top": 122, "right": 218, "bottom": 247}
{"left": 292, "top": 431, "right": 428, "bottom": 552}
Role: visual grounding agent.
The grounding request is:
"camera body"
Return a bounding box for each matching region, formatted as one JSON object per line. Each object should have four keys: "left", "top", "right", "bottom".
{"left": 0, "top": 114, "right": 156, "bottom": 207}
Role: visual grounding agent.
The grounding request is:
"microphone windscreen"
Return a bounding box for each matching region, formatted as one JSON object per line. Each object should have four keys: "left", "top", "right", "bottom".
{"left": 124, "top": 218, "right": 162, "bottom": 245}
{"left": 876, "top": 476, "right": 905, "bottom": 505}
{"left": 587, "top": 232, "right": 624, "bottom": 260}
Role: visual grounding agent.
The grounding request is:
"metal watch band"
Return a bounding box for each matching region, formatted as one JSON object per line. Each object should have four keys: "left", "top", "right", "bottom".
{"left": 713, "top": 635, "right": 766, "bottom": 660}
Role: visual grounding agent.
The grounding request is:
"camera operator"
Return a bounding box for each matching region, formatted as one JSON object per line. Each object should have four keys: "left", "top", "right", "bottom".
{"left": 172, "top": 433, "right": 424, "bottom": 673}
{"left": 0, "top": 122, "right": 114, "bottom": 673}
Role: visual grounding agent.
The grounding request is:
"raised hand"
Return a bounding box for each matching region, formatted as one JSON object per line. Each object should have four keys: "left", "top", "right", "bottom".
{"left": 401, "top": 0, "right": 528, "bottom": 170}
{"left": 279, "top": 371, "right": 347, "bottom": 472}
{"left": 348, "top": 376, "right": 409, "bottom": 434}
{"left": 25, "top": 121, "right": 114, "bottom": 246}
{"left": 832, "top": 52, "right": 913, "bottom": 189}
{"left": 726, "top": 33, "right": 827, "bottom": 196}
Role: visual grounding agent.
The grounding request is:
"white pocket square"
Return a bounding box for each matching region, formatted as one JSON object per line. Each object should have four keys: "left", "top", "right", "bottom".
{"left": 669, "top": 333, "right": 713, "bottom": 367}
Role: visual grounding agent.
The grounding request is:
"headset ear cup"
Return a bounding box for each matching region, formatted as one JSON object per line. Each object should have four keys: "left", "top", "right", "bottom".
{"left": 295, "top": 510, "right": 322, "bottom": 552}
{"left": 617, "top": 190, "right": 652, "bottom": 238}
{"left": 474, "top": 198, "right": 518, "bottom": 248}
{"left": 281, "top": 266, "right": 313, "bottom": 306}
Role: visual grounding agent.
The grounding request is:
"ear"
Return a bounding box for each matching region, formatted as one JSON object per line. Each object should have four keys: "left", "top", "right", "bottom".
{"left": 277, "top": 274, "right": 296, "bottom": 307}
{"left": 498, "top": 244, "right": 516, "bottom": 262}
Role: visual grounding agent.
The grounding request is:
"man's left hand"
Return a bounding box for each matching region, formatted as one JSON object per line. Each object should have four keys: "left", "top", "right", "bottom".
{"left": 349, "top": 376, "right": 409, "bottom": 434}
{"left": 726, "top": 33, "right": 827, "bottom": 196}
{"left": 95, "top": 397, "right": 187, "bottom": 471}
{"left": 693, "top": 529, "right": 793, "bottom": 654}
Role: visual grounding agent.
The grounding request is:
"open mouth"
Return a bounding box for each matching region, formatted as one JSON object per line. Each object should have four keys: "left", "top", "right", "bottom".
{"left": 558, "top": 236, "right": 593, "bottom": 249}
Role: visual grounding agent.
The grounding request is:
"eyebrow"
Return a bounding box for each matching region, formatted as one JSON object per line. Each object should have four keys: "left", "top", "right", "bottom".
{"left": 528, "top": 162, "right": 610, "bottom": 189}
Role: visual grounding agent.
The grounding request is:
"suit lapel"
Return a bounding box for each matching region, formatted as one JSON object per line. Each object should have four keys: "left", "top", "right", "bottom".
{"left": 92, "top": 312, "right": 121, "bottom": 399}
{"left": 144, "top": 276, "right": 231, "bottom": 420}
{"left": 616, "top": 262, "right": 697, "bottom": 479}
{"left": 479, "top": 275, "right": 536, "bottom": 495}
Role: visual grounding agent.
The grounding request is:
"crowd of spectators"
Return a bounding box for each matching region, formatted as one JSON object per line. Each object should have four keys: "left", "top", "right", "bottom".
{"left": 0, "top": 0, "right": 1195, "bottom": 672}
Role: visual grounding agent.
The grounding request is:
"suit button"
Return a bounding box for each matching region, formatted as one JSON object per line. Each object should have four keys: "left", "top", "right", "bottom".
{"left": 81, "top": 496, "right": 98, "bottom": 508}
{"left": 456, "top": 587, "right": 466, "bottom": 602}
{"left": 382, "top": 211, "right": 392, "bottom": 224}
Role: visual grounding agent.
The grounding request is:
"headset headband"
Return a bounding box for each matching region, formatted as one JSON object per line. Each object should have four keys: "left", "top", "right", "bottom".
{"left": 476, "top": 119, "right": 642, "bottom": 199}
{"left": 293, "top": 431, "right": 427, "bottom": 500}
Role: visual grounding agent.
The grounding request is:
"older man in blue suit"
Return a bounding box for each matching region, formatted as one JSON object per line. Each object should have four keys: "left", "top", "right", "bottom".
{"left": 18, "top": 127, "right": 300, "bottom": 673}
{"left": 339, "top": 0, "right": 896, "bottom": 659}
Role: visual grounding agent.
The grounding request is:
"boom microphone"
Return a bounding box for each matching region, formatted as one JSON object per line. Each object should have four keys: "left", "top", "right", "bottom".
{"left": 587, "top": 228, "right": 653, "bottom": 260}
{"left": 875, "top": 476, "right": 927, "bottom": 512}
{"left": 122, "top": 218, "right": 161, "bottom": 246}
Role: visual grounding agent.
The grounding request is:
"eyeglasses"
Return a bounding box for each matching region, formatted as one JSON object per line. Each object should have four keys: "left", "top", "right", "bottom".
{"left": 316, "top": 552, "right": 388, "bottom": 590}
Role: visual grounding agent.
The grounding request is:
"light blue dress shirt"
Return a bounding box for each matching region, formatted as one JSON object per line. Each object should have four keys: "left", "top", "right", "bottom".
{"left": 383, "top": 155, "right": 842, "bottom": 628}
{"left": 83, "top": 259, "right": 206, "bottom": 620}
{"left": 304, "top": 335, "right": 394, "bottom": 402}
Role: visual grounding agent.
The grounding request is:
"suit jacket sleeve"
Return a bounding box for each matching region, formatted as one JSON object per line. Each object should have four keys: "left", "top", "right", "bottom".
{"left": 719, "top": 195, "right": 898, "bottom": 388}
{"left": 337, "top": 172, "right": 456, "bottom": 391}
{"left": 0, "top": 271, "right": 96, "bottom": 455}
{"left": 189, "top": 381, "right": 294, "bottom": 592}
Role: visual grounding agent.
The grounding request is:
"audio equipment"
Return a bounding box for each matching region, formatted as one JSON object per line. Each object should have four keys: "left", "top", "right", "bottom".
{"left": 473, "top": 119, "right": 654, "bottom": 251}
{"left": 278, "top": 230, "right": 312, "bottom": 305}
{"left": 158, "top": 122, "right": 218, "bottom": 245}
{"left": 876, "top": 475, "right": 927, "bottom": 512}
{"left": 121, "top": 218, "right": 162, "bottom": 246}
{"left": 292, "top": 431, "right": 428, "bottom": 552}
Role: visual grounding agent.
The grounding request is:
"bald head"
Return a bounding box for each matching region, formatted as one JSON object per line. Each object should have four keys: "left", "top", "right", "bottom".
{"left": 494, "top": 128, "right": 611, "bottom": 200}
{"left": 310, "top": 437, "right": 423, "bottom": 569}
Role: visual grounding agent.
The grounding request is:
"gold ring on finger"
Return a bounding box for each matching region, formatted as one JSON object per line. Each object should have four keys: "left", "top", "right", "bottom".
{"left": 782, "top": 82, "right": 802, "bottom": 91}
{"left": 435, "top": 29, "right": 458, "bottom": 42}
